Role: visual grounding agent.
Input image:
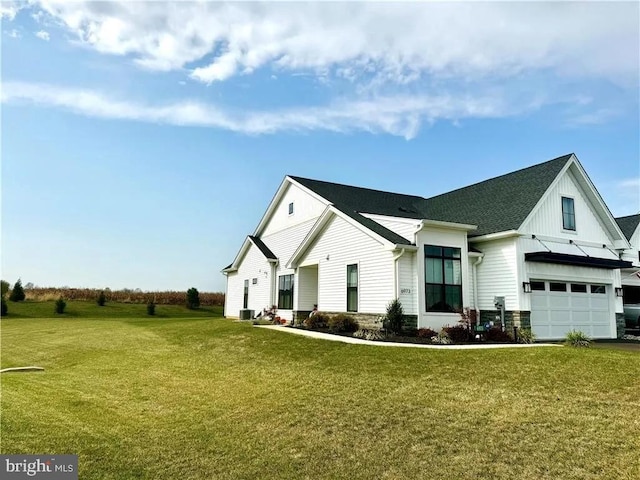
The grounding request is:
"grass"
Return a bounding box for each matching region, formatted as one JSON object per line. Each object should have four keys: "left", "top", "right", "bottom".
{"left": 1, "top": 304, "right": 640, "bottom": 479}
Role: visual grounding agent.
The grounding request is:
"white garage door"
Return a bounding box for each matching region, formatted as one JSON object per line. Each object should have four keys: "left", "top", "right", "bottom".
{"left": 530, "top": 280, "right": 612, "bottom": 340}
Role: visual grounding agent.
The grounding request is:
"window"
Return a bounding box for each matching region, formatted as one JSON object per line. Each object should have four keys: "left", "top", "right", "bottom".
{"left": 562, "top": 196, "right": 576, "bottom": 231}
{"left": 550, "top": 282, "right": 567, "bottom": 292}
{"left": 570, "top": 283, "right": 587, "bottom": 293}
{"left": 347, "top": 264, "right": 358, "bottom": 312}
{"left": 288, "top": 202, "right": 294, "bottom": 215}
{"left": 425, "top": 246, "right": 462, "bottom": 312}
{"left": 278, "top": 274, "right": 294, "bottom": 309}
{"left": 590, "top": 285, "right": 606, "bottom": 294}
{"left": 530, "top": 281, "right": 546, "bottom": 291}
{"left": 243, "top": 280, "right": 249, "bottom": 309}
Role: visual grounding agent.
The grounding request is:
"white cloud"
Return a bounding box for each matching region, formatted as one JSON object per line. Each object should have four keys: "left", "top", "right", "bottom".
{"left": 1, "top": 81, "right": 539, "bottom": 140}
{"left": 35, "top": 30, "right": 50, "bottom": 41}
{"left": 0, "top": 1, "right": 23, "bottom": 20}
{"left": 6, "top": 29, "right": 21, "bottom": 39}
{"left": 30, "top": 2, "right": 639, "bottom": 87}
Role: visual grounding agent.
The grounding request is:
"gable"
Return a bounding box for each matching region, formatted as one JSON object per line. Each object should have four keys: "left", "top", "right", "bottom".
{"left": 520, "top": 160, "right": 628, "bottom": 247}
{"left": 257, "top": 180, "right": 328, "bottom": 238}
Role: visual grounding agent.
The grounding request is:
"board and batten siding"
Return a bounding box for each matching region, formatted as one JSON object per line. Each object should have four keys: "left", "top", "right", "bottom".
{"left": 261, "top": 183, "right": 327, "bottom": 237}
{"left": 360, "top": 214, "right": 419, "bottom": 243}
{"left": 297, "top": 214, "right": 395, "bottom": 314}
{"left": 473, "top": 237, "right": 519, "bottom": 311}
{"left": 225, "top": 244, "right": 272, "bottom": 318}
{"left": 520, "top": 168, "right": 612, "bottom": 244}
{"left": 397, "top": 252, "right": 418, "bottom": 315}
{"left": 415, "top": 226, "right": 472, "bottom": 329}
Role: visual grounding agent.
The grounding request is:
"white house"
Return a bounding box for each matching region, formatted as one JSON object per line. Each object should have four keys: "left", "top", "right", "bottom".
{"left": 223, "top": 154, "right": 633, "bottom": 340}
{"left": 616, "top": 214, "right": 640, "bottom": 304}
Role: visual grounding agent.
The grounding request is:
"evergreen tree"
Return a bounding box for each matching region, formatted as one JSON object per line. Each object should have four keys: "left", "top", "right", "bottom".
{"left": 9, "top": 279, "right": 26, "bottom": 302}
{"left": 186, "top": 288, "right": 200, "bottom": 310}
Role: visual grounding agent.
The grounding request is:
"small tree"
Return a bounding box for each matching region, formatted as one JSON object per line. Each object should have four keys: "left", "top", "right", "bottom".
{"left": 9, "top": 279, "right": 26, "bottom": 302}
{"left": 97, "top": 291, "right": 107, "bottom": 306}
{"left": 186, "top": 287, "right": 200, "bottom": 310}
{"left": 1, "top": 298, "right": 7, "bottom": 316}
{"left": 384, "top": 298, "right": 405, "bottom": 335}
{"left": 55, "top": 297, "right": 66, "bottom": 314}
{"left": 147, "top": 300, "right": 156, "bottom": 316}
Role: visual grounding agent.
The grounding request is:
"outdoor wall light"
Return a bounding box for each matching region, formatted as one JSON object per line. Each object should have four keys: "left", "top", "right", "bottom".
{"left": 615, "top": 287, "right": 624, "bottom": 297}
{"left": 522, "top": 282, "right": 532, "bottom": 293}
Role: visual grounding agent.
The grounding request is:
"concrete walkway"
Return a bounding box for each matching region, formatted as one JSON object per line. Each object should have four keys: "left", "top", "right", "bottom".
{"left": 254, "top": 325, "right": 561, "bottom": 350}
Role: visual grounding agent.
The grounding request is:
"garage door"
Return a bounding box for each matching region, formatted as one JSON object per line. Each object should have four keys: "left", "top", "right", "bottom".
{"left": 530, "top": 280, "right": 612, "bottom": 339}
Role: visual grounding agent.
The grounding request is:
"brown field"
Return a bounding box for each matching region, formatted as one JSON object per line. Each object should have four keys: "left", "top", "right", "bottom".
{"left": 23, "top": 287, "right": 225, "bottom": 306}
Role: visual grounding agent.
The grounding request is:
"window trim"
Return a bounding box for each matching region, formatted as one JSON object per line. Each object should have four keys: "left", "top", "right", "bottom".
{"left": 561, "top": 196, "right": 576, "bottom": 231}
{"left": 346, "top": 263, "right": 358, "bottom": 312}
{"left": 424, "top": 245, "right": 462, "bottom": 313}
{"left": 278, "top": 274, "right": 294, "bottom": 309}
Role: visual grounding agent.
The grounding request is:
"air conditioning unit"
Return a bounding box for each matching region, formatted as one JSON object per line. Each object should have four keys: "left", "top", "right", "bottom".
{"left": 239, "top": 309, "right": 254, "bottom": 320}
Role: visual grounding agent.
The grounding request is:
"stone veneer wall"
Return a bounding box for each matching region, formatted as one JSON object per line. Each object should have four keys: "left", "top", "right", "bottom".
{"left": 616, "top": 313, "right": 625, "bottom": 339}
{"left": 479, "top": 310, "right": 532, "bottom": 332}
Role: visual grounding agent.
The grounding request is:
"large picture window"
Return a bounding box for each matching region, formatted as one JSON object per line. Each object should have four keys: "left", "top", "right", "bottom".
{"left": 425, "top": 246, "right": 462, "bottom": 312}
{"left": 278, "top": 274, "right": 294, "bottom": 309}
{"left": 562, "top": 196, "right": 576, "bottom": 231}
{"left": 347, "top": 264, "right": 358, "bottom": 312}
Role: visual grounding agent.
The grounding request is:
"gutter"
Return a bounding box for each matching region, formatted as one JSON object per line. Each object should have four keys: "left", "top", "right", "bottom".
{"left": 393, "top": 248, "right": 407, "bottom": 299}
{"left": 471, "top": 253, "right": 484, "bottom": 315}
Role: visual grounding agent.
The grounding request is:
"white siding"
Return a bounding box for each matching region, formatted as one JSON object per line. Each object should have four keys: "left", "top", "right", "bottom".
{"left": 297, "top": 215, "right": 395, "bottom": 314}
{"left": 224, "top": 244, "right": 272, "bottom": 318}
{"left": 474, "top": 238, "right": 519, "bottom": 311}
{"left": 297, "top": 265, "right": 318, "bottom": 311}
{"left": 521, "top": 168, "right": 612, "bottom": 244}
{"left": 415, "top": 227, "right": 472, "bottom": 330}
{"left": 397, "top": 252, "right": 417, "bottom": 315}
{"left": 261, "top": 183, "right": 327, "bottom": 237}
{"left": 361, "top": 214, "right": 419, "bottom": 242}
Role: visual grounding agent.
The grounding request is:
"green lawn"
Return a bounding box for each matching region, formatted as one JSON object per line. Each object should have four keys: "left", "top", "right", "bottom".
{"left": 1, "top": 305, "right": 639, "bottom": 479}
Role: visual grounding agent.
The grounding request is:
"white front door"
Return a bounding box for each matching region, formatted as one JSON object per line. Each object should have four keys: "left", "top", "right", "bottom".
{"left": 530, "top": 280, "right": 612, "bottom": 339}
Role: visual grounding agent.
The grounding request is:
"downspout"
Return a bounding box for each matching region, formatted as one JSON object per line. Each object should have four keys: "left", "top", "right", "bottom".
{"left": 472, "top": 254, "right": 484, "bottom": 320}
{"left": 393, "top": 248, "right": 407, "bottom": 299}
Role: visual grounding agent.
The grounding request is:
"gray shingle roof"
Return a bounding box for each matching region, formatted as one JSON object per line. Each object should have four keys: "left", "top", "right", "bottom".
{"left": 291, "top": 153, "right": 573, "bottom": 239}
{"left": 420, "top": 154, "right": 573, "bottom": 236}
{"left": 615, "top": 214, "right": 640, "bottom": 241}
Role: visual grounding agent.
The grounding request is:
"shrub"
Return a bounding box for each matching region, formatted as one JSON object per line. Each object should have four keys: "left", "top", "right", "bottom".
{"left": 353, "top": 328, "right": 385, "bottom": 341}
{"left": 54, "top": 297, "right": 66, "bottom": 314}
{"left": 9, "top": 279, "right": 25, "bottom": 302}
{"left": 444, "top": 324, "right": 471, "bottom": 343}
{"left": 384, "top": 298, "right": 404, "bottom": 335}
{"left": 417, "top": 328, "right": 438, "bottom": 339}
{"left": 97, "top": 291, "right": 107, "bottom": 306}
{"left": 304, "top": 312, "right": 329, "bottom": 330}
{"left": 147, "top": 301, "right": 156, "bottom": 316}
{"left": 1, "top": 298, "right": 7, "bottom": 316}
{"left": 517, "top": 328, "right": 536, "bottom": 344}
{"left": 1, "top": 280, "right": 9, "bottom": 297}
{"left": 565, "top": 330, "right": 592, "bottom": 348}
{"left": 403, "top": 328, "right": 418, "bottom": 337}
{"left": 186, "top": 287, "right": 200, "bottom": 309}
{"left": 328, "top": 314, "right": 359, "bottom": 333}
{"left": 485, "top": 327, "right": 513, "bottom": 343}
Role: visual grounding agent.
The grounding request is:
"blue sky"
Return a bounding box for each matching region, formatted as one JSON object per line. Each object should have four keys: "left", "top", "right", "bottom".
{"left": 2, "top": 1, "right": 639, "bottom": 293}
